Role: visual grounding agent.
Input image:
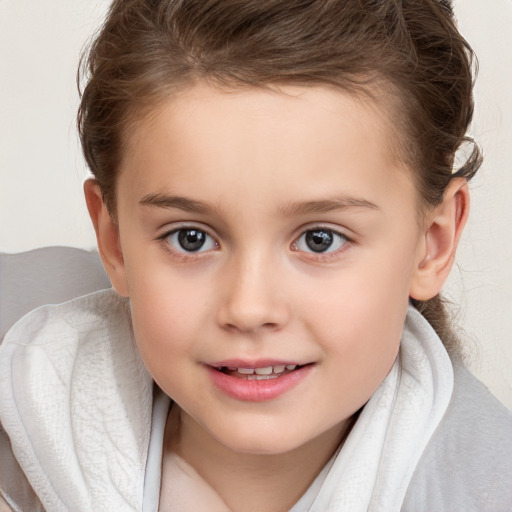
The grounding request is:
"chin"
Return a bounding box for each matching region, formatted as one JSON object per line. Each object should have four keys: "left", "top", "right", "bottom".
{"left": 227, "top": 439, "right": 299, "bottom": 456}
{"left": 213, "top": 426, "right": 303, "bottom": 456}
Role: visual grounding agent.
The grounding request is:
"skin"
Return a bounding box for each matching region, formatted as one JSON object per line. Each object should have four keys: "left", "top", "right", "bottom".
{"left": 85, "top": 83, "right": 469, "bottom": 512}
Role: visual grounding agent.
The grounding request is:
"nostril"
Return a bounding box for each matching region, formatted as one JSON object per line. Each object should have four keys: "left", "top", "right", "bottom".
{"left": 222, "top": 321, "right": 280, "bottom": 333}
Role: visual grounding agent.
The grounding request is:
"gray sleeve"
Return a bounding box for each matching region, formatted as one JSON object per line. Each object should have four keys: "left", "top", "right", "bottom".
{"left": 0, "top": 247, "right": 110, "bottom": 341}
{"left": 403, "top": 361, "right": 512, "bottom": 512}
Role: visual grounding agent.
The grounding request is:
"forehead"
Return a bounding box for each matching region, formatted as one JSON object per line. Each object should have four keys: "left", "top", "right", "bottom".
{"left": 118, "top": 83, "right": 416, "bottom": 212}
{"left": 127, "top": 82, "right": 396, "bottom": 146}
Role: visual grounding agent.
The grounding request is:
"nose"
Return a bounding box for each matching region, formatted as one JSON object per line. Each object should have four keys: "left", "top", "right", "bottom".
{"left": 216, "top": 253, "right": 290, "bottom": 334}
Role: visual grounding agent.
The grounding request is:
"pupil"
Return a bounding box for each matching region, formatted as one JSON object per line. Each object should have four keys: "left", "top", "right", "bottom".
{"left": 178, "top": 229, "right": 206, "bottom": 251}
{"left": 305, "top": 230, "right": 333, "bottom": 252}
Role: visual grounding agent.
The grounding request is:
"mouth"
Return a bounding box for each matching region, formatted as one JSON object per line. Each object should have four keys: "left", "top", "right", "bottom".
{"left": 206, "top": 361, "right": 313, "bottom": 401}
{"left": 214, "top": 364, "right": 307, "bottom": 380}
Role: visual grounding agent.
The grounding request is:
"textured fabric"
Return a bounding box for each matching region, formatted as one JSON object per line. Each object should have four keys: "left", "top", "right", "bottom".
{"left": 0, "top": 290, "right": 153, "bottom": 512}
{"left": 0, "top": 423, "right": 44, "bottom": 512}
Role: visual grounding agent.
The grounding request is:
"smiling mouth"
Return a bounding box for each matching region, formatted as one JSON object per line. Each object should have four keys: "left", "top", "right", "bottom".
{"left": 208, "top": 362, "right": 313, "bottom": 401}
{"left": 214, "top": 364, "right": 307, "bottom": 380}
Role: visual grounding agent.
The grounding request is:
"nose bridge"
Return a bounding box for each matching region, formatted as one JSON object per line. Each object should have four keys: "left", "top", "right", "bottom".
{"left": 217, "top": 246, "right": 288, "bottom": 333}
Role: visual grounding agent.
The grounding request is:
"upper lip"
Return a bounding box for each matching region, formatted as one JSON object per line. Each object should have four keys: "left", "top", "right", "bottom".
{"left": 207, "top": 359, "right": 305, "bottom": 369}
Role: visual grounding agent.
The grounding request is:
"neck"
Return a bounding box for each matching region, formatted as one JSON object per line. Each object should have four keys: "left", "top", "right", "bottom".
{"left": 162, "top": 406, "right": 356, "bottom": 512}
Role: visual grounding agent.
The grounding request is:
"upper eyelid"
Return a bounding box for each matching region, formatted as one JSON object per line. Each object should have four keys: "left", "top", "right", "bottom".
{"left": 295, "top": 224, "right": 352, "bottom": 241}
{"left": 158, "top": 222, "right": 216, "bottom": 239}
{"left": 294, "top": 227, "right": 349, "bottom": 245}
{"left": 292, "top": 226, "right": 352, "bottom": 255}
{"left": 156, "top": 223, "right": 352, "bottom": 245}
{"left": 160, "top": 227, "right": 219, "bottom": 256}
{"left": 157, "top": 225, "right": 219, "bottom": 247}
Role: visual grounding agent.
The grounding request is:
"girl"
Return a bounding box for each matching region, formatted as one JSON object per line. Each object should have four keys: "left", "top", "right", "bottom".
{"left": 1, "top": 1, "right": 511, "bottom": 511}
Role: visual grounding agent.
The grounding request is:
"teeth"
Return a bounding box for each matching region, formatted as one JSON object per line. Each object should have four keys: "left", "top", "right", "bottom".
{"left": 247, "top": 374, "right": 279, "bottom": 380}
{"left": 255, "top": 366, "right": 273, "bottom": 375}
{"left": 238, "top": 368, "right": 255, "bottom": 375}
{"left": 220, "top": 364, "right": 301, "bottom": 375}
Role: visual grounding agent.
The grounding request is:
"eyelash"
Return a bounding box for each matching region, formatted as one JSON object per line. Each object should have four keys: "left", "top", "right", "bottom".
{"left": 157, "top": 225, "right": 219, "bottom": 260}
{"left": 291, "top": 226, "right": 352, "bottom": 261}
{"left": 157, "top": 225, "right": 352, "bottom": 261}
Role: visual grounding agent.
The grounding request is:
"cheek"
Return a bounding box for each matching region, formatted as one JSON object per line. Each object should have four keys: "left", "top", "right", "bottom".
{"left": 130, "top": 287, "right": 201, "bottom": 351}
{"left": 310, "top": 286, "right": 404, "bottom": 366}
{"left": 128, "top": 289, "right": 205, "bottom": 399}
{"left": 303, "top": 251, "right": 412, "bottom": 331}
{"left": 124, "top": 261, "right": 203, "bottom": 359}
{"left": 308, "top": 292, "right": 404, "bottom": 411}
{"left": 300, "top": 248, "right": 414, "bottom": 384}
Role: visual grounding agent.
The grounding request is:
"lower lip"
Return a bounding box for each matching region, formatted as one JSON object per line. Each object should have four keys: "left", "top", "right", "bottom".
{"left": 206, "top": 365, "right": 313, "bottom": 402}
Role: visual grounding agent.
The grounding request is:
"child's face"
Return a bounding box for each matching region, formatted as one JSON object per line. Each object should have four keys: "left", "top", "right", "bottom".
{"left": 110, "top": 84, "right": 427, "bottom": 454}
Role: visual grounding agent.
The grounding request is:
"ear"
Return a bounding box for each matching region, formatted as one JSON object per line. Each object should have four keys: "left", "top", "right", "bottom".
{"left": 409, "top": 178, "right": 470, "bottom": 301}
{"left": 84, "top": 179, "right": 129, "bottom": 297}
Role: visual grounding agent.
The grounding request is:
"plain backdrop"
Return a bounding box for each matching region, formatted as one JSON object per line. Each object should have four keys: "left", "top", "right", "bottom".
{"left": 1, "top": 0, "right": 511, "bottom": 409}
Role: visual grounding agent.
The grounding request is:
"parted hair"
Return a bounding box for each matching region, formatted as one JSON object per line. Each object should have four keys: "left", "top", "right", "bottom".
{"left": 78, "top": 0, "right": 481, "bottom": 354}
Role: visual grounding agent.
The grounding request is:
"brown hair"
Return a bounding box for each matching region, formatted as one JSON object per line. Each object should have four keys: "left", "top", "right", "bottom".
{"left": 77, "top": 0, "right": 482, "bottom": 354}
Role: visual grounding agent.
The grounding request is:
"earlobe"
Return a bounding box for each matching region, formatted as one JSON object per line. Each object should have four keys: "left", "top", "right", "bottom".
{"left": 409, "top": 178, "right": 470, "bottom": 301}
{"left": 84, "top": 179, "right": 129, "bottom": 297}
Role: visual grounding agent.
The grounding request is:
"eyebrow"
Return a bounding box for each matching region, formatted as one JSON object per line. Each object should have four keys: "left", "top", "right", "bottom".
{"left": 278, "top": 196, "right": 380, "bottom": 216}
{"left": 139, "top": 193, "right": 216, "bottom": 215}
{"left": 139, "top": 193, "right": 380, "bottom": 216}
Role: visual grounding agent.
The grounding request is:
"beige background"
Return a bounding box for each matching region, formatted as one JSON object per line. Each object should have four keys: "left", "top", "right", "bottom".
{"left": 1, "top": 0, "right": 511, "bottom": 408}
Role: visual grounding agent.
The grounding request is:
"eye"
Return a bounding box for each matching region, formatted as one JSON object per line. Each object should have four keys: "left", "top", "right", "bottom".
{"left": 294, "top": 228, "right": 348, "bottom": 254}
{"left": 165, "top": 228, "right": 217, "bottom": 253}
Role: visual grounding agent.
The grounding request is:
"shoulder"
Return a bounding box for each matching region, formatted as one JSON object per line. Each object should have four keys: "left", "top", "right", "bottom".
{"left": 403, "top": 360, "right": 512, "bottom": 512}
